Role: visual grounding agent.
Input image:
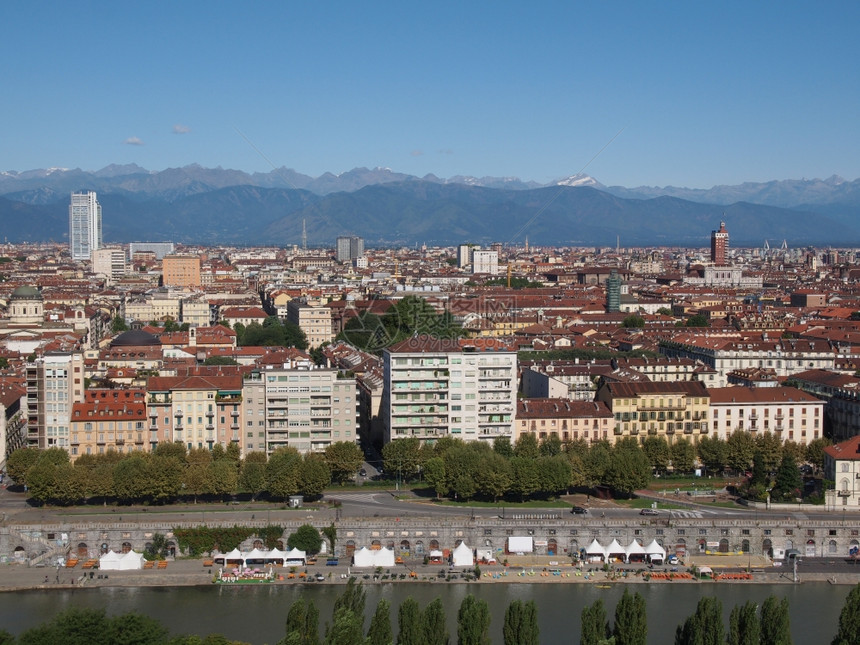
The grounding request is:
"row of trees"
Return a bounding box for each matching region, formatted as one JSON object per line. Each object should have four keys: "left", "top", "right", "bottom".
{"left": 381, "top": 431, "right": 831, "bottom": 501}
{"left": 232, "top": 316, "right": 309, "bottom": 350}
{"left": 277, "top": 578, "right": 533, "bottom": 645}
{"left": 6, "top": 440, "right": 366, "bottom": 506}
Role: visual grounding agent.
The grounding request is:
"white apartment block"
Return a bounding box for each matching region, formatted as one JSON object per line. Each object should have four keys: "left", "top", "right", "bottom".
{"left": 286, "top": 300, "right": 334, "bottom": 348}
{"left": 249, "top": 367, "right": 358, "bottom": 454}
{"left": 708, "top": 386, "right": 824, "bottom": 445}
{"left": 382, "top": 336, "right": 517, "bottom": 444}
{"left": 69, "top": 191, "right": 102, "bottom": 261}
{"left": 25, "top": 352, "right": 85, "bottom": 449}
{"left": 471, "top": 249, "right": 498, "bottom": 275}
{"left": 91, "top": 247, "right": 127, "bottom": 281}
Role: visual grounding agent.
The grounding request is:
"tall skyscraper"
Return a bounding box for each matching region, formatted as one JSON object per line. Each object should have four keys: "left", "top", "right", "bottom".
{"left": 69, "top": 191, "right": 102, "bottom": 261}
{"left": 711, "top": 221, "right": 729, "bottom": 265}
{"left": 336, "top": 236, "right": 364, "bottom": 262}
{"left": 605, "top": 269, "right": 621, "bottom": 312}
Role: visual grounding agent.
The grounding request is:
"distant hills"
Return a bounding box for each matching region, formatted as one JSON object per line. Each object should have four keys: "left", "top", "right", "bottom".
{"left": 1, "top": 164, "right": 858, "bottom": 247}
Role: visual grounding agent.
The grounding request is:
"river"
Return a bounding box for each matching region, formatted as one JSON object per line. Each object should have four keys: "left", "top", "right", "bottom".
{"left": 0, "top": 582, "right": 851, "bottom": 644}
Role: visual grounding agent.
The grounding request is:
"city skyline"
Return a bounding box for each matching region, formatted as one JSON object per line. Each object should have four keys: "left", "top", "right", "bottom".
{"left": 2, "top": 2, "right": 858, "bottom": 189}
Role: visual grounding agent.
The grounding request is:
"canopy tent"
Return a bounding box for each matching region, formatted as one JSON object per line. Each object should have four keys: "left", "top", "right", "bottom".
{"left": 244, "top": 547, "right": 269, "bottom": 563}
{"left": 644, "top": 540, "right": 667, "bottom": 563}
{"left": 625, "top": 540, "right": 647, "bottom": 562}
{"left": 266, "top": 548, "right": 287, "bottom": 564}
{"left": 428, "top": 549, "right": 445, "bottom": 562}
{"left": 452, "top": 543, "right": 474, "bottom": 567}
{"left": 119, "top": 550, "right": 145, "bottom": 570}
{"left": 585, "top": 539, "right": 607, "bottom": 561}
{"left": 507, "top": 536, "right": 533, "bottom": 554}
{"left": 605, "top": 539, "right": 626, "bottom": 562}
{"left": 98, "top": 550, "right": 123, "bottom": 570}
{"left": 352, "top": 547, "right": 395, "bottom": 568}
{"left": 352, "top": 547, "right": 375, "bottom": 568}
{"left": 284, "top": 548, "right": 306, "bottom": 565}
{"left": 374, "top": 547, "right": 395, "bottom": 567}
{"left": 221, "top": 548, "right": 244, "bottom": 565}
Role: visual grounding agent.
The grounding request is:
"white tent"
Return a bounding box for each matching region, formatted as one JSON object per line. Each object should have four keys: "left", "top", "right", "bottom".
{"left": 585, "top": 539, "right": 606, "bottom": 561}
{"left": 352, "top": 547, "right": 375, "bottom": 568}
{"left": 605, "top": 539, "right": 626, "bottom": 562}
{"left": 374, "top": 547, "right": 395, "bottom": 568}
{"left": 507, "top": 536, "right": 533, "bottom": 554}
{"left": 119, "top": 550, "right": 145, "bottom": 570}
{"left": 267, "top": 548, "right": 288, "bottom": 565}
{"left": 284, "top": 547, "right": 306, "bottom": 565}
{"left": 98, "top": 550, "right": 123, "bottom": 570}
{"left": 429, "top": 549, "right": 444, "bottom": 561}
{"left": 222, "top": 548, "right": 244, "bottom": 565}
{"left": 625, "top": 540, "right": 647, "bottom": 563}
{"left": 452, "top": 543, "right": 474, "bottom": 567}
{"left": 244, "top": 547, "right": 268, "bottom": 563}
{"left": 644, "top": 540, "right": 666, "bottom": 563}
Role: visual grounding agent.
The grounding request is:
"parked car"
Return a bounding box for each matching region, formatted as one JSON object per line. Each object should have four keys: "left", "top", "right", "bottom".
{"left": 639, "top": 508, "right": 659, "bottom": 516}
{"left": 315, "top": 573, "right": 325, "bottom": 581}
{"left": 667, "top": 555, "right": 680, "bottom": 565}
{"left": 571, "top": 506, "right": 588, "bottom": 515}
{"left": 359, "top": 468, "right": 367, "bottom": 477}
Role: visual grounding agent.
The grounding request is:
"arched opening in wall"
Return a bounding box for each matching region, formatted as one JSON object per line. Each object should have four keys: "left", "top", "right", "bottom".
{"left": 345, "top": 540, "right": 356, "bottom": 557}
{"left": 719, "top": 539, "right": 729, "bottom": 553}
{"left": 675, "top": 539, "right": 687, "bottom": 557}
{"left": 429, "top": 539, "right": 440, "bottom": 551}
{"left": 763, "top": 539, "right": 773, "bottom": 558}
{"left": 144, "top": 542, "right": 153, "bottom": 555}
{"left": 806, "top": 539, "right": 815, "bottom": 557}
{"left": 166, "top": 541, "right": 176, "bottom": 557}
{"left": 400, "top": 540, "right": 411, "bottom": 555}
{"left": 13, "top": 546, "right": 25, "bottom": 559}
{"left": 253, "top": 539, "right": 264, "bottom": 550}
{"left": 454, "top": 539, "right": 463, "bottom": 548}
{"left": 386, "top": 541, "right": 395, "bottom": 550}
{"left": 121, "top": 542, "right": 132, "bottom": 554}
{"left": 77, "top": 542, "right": 89, "bottom": 557}
{"left": 276, "top": 540, "right": 284, "bottom": 551}
{"left": 569, "top": 540, "right": 579, "bottom": 558}
{"left": 698, "top": 539, "right": 707, "bottom": 553}
{"left": 829, "top": 540, "right": 838, "bottom": 555}
{"left": 849, "top": 540, "right": 859, "bottom": 557}
{"left": 785, "top": 539, "right": 794, "bottom": 551}
{"left": 741, "top": 539, "right": 750, "bottom": 553}
{"left": 370, "top": 540, "right": 382, "bottom": 550}
{"left": 414, "top": 541, "right": 424, "bottom": 555}
{"left": 547, "top": 538, "right": 558, "bottom": 556}
{"left": 100, "top": 543, "right": 110, "bottom": 555}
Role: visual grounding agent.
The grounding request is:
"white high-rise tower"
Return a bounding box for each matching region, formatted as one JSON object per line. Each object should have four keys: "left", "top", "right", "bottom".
{"left": 69, "top": 190, "right": 102, "bottom": 261}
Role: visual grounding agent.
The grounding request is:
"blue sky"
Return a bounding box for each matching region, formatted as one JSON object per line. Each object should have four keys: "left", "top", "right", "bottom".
{"left": 2, "top": 1, "right": 858, "bottom": 188}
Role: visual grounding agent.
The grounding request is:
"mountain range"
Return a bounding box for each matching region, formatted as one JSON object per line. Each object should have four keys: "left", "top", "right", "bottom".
{"left": 1, "top": 165, "right": 858, "bottom": 247}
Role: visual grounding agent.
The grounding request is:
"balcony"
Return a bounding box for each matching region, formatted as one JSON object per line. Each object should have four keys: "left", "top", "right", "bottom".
{"left": 838, "top": 490, "right": 852, "bottom": 497}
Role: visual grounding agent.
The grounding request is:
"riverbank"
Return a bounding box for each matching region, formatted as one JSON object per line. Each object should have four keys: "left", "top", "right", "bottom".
{"left": 3, "top": 556, "right": 859, "bottom": 593}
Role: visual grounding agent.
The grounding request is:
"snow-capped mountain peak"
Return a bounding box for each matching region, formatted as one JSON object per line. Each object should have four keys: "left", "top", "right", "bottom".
{"left": 555, "top": 173, "right": 600, "bottom": 187}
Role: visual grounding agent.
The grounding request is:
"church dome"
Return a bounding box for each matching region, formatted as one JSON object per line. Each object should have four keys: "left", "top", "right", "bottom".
{"left": 10, "top": 286, "right": 42, "bottom": 300}
{"left": 110, "top": 329, "right": 161, "bottom": 347}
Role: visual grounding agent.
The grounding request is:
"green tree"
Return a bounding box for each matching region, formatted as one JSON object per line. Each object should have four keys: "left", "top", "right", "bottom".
{"left": 670, "top": 438, "right": 696, "bottom": 473}
{"left": 299, "top": 455, "right": 332, "bottom": 497}
{"left": 184, "top": 462, "right": 215, "bottom": 504}
{"left": 239, "top": 451, "right": 268, "bottom": 500}
{"left": 806, "top": 437, "right": 832, "bottom": 474}
{"left": 111, "top": 316, "right": 129, "bottom": 333}
{"left": 146, "top": 456, "right": 184, "bottom": 503}
{"left": 642, "top": 435, "right": 671, "bottom": 474}
{"left": 287, "top": 525, "right": 323, "bottom": 554}
{"left": 580, "top": 599, "right": 610, "bottom": 645}
{"left": 325, "top": 607, "right": 366, "bottom": 645}
{"left": 513, "top": 433, "right": 540, "bottom": 459}
{"left": 473, "top": 452, "right": 513, "bottom": 501}
{"left": 604, "top": 449, "right": 650, "bottom": 496}
{"left": 109, "top": 612, "right": 170, "bottom": 645}
{"left": 726, "top": 430, "right": 756, "bottom": 473}
{"left": 422, "top": 598, "right": 449, "bottom": 645}
{"left": 325, "top": 441, "right": 364, "bottom": 484}
{"left": 613, "top": 588, "right": 646, "bottom": 645}
{"left": 203, "top": 356, "right": 239, "bottom": 366}
{"left": 539, "top": 434, "right": 563, "bottom": 457}
{"left": 685, "top": 314, "right": 709, "bottom": 327}
{"left": 754, "top": 431, "right": 783, "bottom": 473}
{"left": 772, "top": 454, "right": 802, "bottom": 502}
{"left": 696, "top": 436, "right": 728, "bottom": 474}
{"left": 18, "top": 607, "right": 113, "bottom": 645}
{"left": 674, "top": 596, "right": 723, "bottom": 645}
{"left": 337, "top": 312, "right": 388, "bottom": 352}
{"left": 760, "top": 595, "right": 792, "bottom": 645}
{"left": 113, "top": 455, "right": 151, "bottom": 503}
{"left": 503, "top": 599, "right": 539, "bottom": 645}
{"left": 492, "top": 436, "right": 514, "bottom": 458}
{"left": 728, "top": 600, "right": 760, "bottom": 645}
{"left": 367, "top": 599, "right": 393, "bottom": 645}
{"left": 750, "top": 452, "right": 768, "bottom": 488}
{"left": 423, "top": 457, "right": 448, "bottom": 499}
{"left": 584, "top": 441, "right": 612, "bottom": 486}
{"left": 832, "top": 582, "right": 860, "bottom": 645}
{"left": 397, "top": 597, "right": 422, "bottom": 645}
{"left": 538, "top": 455, "right": 572, "bottom": 495}
{"left": 210, "top": 459, "right": 239, "bottom": 501}
{"left": 333, "top": 577, "right": 366, "bottom": 621}
{"left": 510, "top": 456, "right": 541, "bottom": 501}
{"left": 322, "top": 523, "right": 337, "bottom": 554}
{"left": 281, "top": 598, "right": 320, "bottom": 645}
{"left": 267, "top": 447, "right": 302, "bottom": 500}
{"left": 622, "top": 314, "right": 645, "bottom": 328}
{"left": 382, "top": 438, "right": 422, "bottom": 483}
{"left": 457, "top": 595, "right": 490, "bottom": 645}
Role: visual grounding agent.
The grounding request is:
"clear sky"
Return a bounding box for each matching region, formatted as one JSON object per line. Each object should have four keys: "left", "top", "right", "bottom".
{"left": 2, "top": 1, "right": 858, "bottom": 188}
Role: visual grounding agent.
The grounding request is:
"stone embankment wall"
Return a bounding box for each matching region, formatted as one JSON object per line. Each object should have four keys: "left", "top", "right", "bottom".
{"left": 3, "top": 514, "right": 859, "bottom": 563}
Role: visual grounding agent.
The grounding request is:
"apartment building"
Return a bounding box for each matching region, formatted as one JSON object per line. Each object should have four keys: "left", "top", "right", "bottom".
{"left": 0, "top": 383, "right": 27, "bottom": 470}
{"left": 244, "top": 366, "right": 358, "bottom": 454}
{"left": 162, "top": 254, "right": 202, "bottom": 288}
{"left": 595, "top": 380, "right": 710, "bottom": 445}
{"left": 25, "top": 352, "right": 85, "bottom": 449}
{"left": 286, "top": 299, "right": 334, "bottom": 348}
{"left": 146, "top": 371, "right": 244, "bottom": 451}
{"left": 824, "top": 436, "right": 860, "bottom": 508}
{"left": 708, "top": 386, "right": 824, "bottom": 445}
{"left": 790, "top": 369, "right": 860, "bottom": 442}
{"left": 382, "top": 335, "right": 517, "bottom": 444}
{"left": 69, "top": 389, "right": 148, "bottom": 460}
{"left": 515, "top": 398, "right": 613, "bottom": 443}
{"left": 91, "top": 247, "right": 127, "bottom": 281}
